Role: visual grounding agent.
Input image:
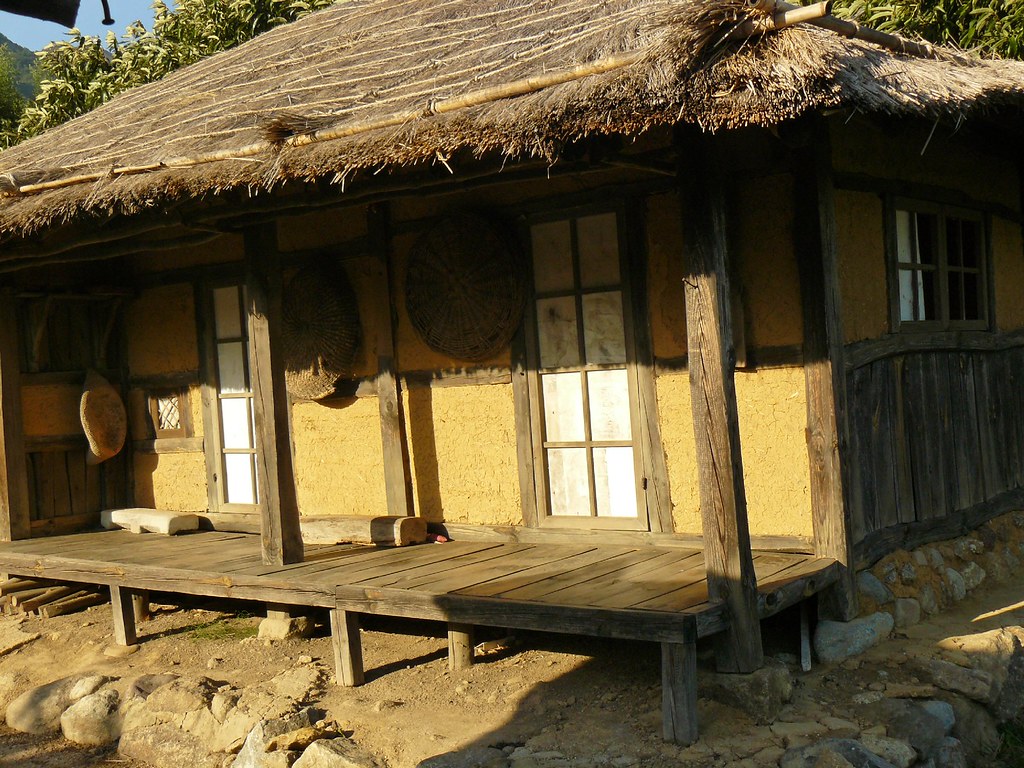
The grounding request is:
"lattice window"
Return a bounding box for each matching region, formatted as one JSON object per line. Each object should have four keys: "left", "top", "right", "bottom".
{"left": 148, "top": 388, "right": 191, "bottom": 439}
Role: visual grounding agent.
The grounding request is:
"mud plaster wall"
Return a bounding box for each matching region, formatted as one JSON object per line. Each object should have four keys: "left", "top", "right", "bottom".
{"left": 292, "top": 397, "right": 388, "bottom": 517}
{"left": 132, "top": 234, "right": 245, "bottom": 275}
{"left": 123, "top": 282, "right": 207, "bottom": 512}
{"left": 835, "top": 190, "right": 888, "bottom": 344}
{"left": 656, "top": 367, "right": 812, "bottom": 539}
{"left": 404, "top": 383, "right": 521, "bottom": 526}
{"left": 993, "top": 216, "right": 1024, "bottom": 332}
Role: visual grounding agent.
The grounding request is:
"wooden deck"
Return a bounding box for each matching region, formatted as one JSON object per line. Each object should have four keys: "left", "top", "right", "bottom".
{"left": 0, "top": 530, "right": 839, "bottom": 744}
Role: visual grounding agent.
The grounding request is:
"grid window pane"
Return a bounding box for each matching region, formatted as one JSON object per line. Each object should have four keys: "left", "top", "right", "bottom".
{"left": 577, "top": 213, "right": 620, "bottom": 288}
{"left": 541, "top": 373, "right": 585, "bottom": 442}
{"left": 213, "top": 286, "right": 242, "bottom": 339}
{"left": 899, "top": 268, "right": 935, "bottom": 322}
{"left": 588, "top": 369, "right": 631, "bottom": 441}
{"left": 224, "top": 453, "right": 256, "bottom": 505}
{"left": 594, "top": 447, "right": 637, "bottom": 518}
{"left": 537, "top": 296, "right": 580, "bottom": 368}
{"left": 582, "top": 291, "right": 626, "bottom": 364}
{"left": 220, "top": 398, "right": 252, "bottom": 449}
{"left": 156, "top": 395, "right": 181, "bottom": 432}
{"left": 217, "top": 342, "right": 248, "bottom": 393}
{"left": 531, "top": 220, "right": 574, "bottom": 293}
{"left": 547, "top": 448, "right": 590, "bottom": 516}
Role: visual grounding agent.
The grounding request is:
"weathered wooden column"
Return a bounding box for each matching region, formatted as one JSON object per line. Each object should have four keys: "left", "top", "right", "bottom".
{"left": 245, "top": 224, "right": 304, "bottom": 565}
{"left": 366, "top": 202, "right": 414, "bottom": 518}
{"left": 678, "top": 130, "right": 763, "bottom": 673}
{"left": 793, "top": 118, "right": 858, "bottom": 620}
{"left": 0, "top": 291, "right": 30, "bottom": 542}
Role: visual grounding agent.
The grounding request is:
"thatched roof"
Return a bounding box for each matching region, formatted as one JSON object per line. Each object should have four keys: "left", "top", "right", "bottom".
{"left": 1, "top": 0, "right": 1023, "bottom": 241}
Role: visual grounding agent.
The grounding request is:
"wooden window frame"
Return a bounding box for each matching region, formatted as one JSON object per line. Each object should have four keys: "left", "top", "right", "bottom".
{"left": 197, "top": 280, "right": 260, "bottom": 515}
{"left": 886, "top": 197, "right": 992, "bottom": 333}
{"left": 516, "top": 202, "right": 667, "bottom": 532}
{"left": 146, "top": 388, "right": 192, "bottom": 440}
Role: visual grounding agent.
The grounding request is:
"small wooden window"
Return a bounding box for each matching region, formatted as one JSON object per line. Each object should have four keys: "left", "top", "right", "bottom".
{"left": 147, "top": 388, "right": 192, "bottom": 439}
{"left": 891, "top": 201, "right": 988, "bottom": 331}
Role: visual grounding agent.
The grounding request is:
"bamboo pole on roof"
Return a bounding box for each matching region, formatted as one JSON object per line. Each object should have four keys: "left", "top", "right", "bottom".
{"left": 729, "top": 0, "right": 832, "bottom": 39}
{"left": 746, "top": 0, "right": 936, "bottom": 58}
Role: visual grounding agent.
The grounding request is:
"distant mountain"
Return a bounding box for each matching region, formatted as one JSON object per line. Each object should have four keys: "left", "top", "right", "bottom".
{"left": 0, "top": 32, "right": 37, "bottom": 100}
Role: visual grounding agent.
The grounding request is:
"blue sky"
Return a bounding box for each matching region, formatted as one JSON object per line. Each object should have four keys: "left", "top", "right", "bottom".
{"left": 0, "top": 1, "right": 170, "bottom": 51}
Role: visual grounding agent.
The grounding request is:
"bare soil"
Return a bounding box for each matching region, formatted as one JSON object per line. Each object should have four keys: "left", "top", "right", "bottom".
{"left": 0, "top": 574, "right": 1022, "bottom": 768}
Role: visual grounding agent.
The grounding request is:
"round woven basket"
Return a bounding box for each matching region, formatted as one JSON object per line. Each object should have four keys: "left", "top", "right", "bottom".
{"left": 80, "top": 369, "right": 127, "bottom": 465}
{"left": 281, "top": 264, "right": 361, "bottom": 400}
{"left": 405, "top": 214, "right": 526, "bottom": 362}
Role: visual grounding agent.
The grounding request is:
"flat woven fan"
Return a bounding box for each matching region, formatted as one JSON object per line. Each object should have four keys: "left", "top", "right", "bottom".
{"left": 80, "top": 369, "right": 127, "bottom": 465}
{"left": 281, "top": 264, "right": 361, "bottom": 400}
{"left": 405, "top": 214, "right": 526, "bottom": 361}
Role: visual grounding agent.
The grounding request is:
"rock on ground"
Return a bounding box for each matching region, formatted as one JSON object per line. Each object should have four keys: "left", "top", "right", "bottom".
{"left": 293, "top": 737, "right": 382, "bottom": 768}
{"left": 857, "top": 573, "right": 893, "bottom": 605}
{"left": 780, "top": 738, "right": 896, "bottom": 768}
{"left": 698, "top": 659, "right": 792, "bottom": 724}
{"left": 892, "top": 598, "right": 920, "bottom": 629}
{"left": 880, "top": 699, "right": 953, "bottom": 763}
{"left": 417, "top": 746, "right": 509, "bottom": 768}
{"left": 118, "top": 723, "right": 222, "bottom": 768}
{"left": 858, "top": 734, "right": 916, "bottom": 768}
{"left": 6, "top": 676, "right": 77, "bottom": 734}
{"left": 926, "top": 658, "right": 994, "bottom": 703}
{"left": 949, "top": 696, "right": 1001, "bottom": 764}
{"left": 814, "top": 613, "right": 894, "bottom": 664}
{"left": 0, "top": 623, "right": 40, "bottom": 657}
{"left": 60, "top": 688, "right": 121, "bottom": 745}
{"left": 259, "top": 616, "right": 315, "bottom": 640}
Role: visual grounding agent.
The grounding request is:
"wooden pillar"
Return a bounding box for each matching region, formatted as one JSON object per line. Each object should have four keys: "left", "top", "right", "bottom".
{"left": 367, "top": 203, "right": 414, "bottom": 517}
{"left": 678, "top": 130, "right": 763, "bottom": 673}
{"left": 793, "top": 119, "right": 858, "bottom": 620}
{"left": 0, "top": 292, "right": 30, "bottom": 542}
{"left": 330, "top": 608, "right": 365, "bottom": 686}
{"left": 661, "top": 641, "right": 698, "bottom": 744}
{"left": 244, "top": 224, "right": 304, "bottom": 565}
{"left": 447, "top": 623, "right": 475, "bottom": 671}
{"left": 111, "top": 585, "right": 138, "bottom": 646}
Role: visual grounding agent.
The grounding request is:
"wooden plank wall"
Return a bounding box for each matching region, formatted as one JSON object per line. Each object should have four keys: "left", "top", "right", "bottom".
{"left": 17, "top": 296, "right": 129, "bottom": 536}
{"left": 847, "top": 339, "right": 1024, "bottom": 560}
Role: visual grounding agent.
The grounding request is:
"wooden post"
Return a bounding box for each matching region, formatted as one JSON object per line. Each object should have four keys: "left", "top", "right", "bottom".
{"left": 447, "top": 623, "right": 475, "bottom": 671}
{"left": 661, "top": 641, "right": 698, "bottom": 744}
{"left": 367, "top": 203, "right": 414, "bottom": 517}
{"left": 330, "top": 608, "right": 365, "bottom": 686}
{"left": 0, "top": 292, "right": 30, "bottom": 542}
{"left": 678, "top": 129, "right": 763, "bottom": 673}
{"left": 110, "top": 586, "right": 138, "bottom": 646}
{"left": 793, "top": 118, "right": 858, "bottom": 621}
{"left": 245, "top": 224, "right": 304, "bottom": 566}
{"left": 132, "top": 591, "right": 151, "bottom": 623}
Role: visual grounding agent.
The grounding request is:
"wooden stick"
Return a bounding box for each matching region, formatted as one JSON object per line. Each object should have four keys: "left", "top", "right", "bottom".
{"left": 18, "top": 586, "right": 79, "bottom": 613}
{"left": 770, "top": 0, "right": 936, "bottom": 58}
{"left": 10, "top": 587, "right": 52, "bottom": 606}
{"left": 0, "top": 578, "right": 48, "bottom": 596}
{"left": 40, "top": 591, "right": 107, "bottom": 619}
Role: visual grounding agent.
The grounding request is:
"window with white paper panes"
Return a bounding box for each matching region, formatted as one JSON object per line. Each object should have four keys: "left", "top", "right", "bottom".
{"left": 526, "top": 212, "right": 647, "bottom": 529}
{"left": 210, "top": 285, "right": 259, "bottom": 508}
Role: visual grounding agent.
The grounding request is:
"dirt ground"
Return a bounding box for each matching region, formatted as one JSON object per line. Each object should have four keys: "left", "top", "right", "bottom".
{"left": 0, "top": 573, "right": 1022, "bottom": 768}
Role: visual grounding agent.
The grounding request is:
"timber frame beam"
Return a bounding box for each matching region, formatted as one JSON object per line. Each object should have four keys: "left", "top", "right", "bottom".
{"left": 793, "top": 118, "right": 858, "bottom": 620}
{"left": 244, "top": 224, "right": 304, "bottom": 565}
{"left": 0, "top": 290, "right": 30, "bottom": 541}
{"left": 677, "top": 129, "right": 763, "bottom": 673}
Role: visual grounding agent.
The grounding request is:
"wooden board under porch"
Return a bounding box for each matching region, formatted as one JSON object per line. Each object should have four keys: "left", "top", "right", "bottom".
{"left": 0, "top": 530, "right": 838, "bottom": 744}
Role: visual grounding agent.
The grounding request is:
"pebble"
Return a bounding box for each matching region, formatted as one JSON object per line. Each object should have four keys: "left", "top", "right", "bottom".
{"left": 298, "top": 655, "right": 313, "bottom": 664}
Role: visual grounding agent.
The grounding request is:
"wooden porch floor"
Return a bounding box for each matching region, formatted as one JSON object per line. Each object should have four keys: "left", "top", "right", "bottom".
{"left": 0, "top": 530, "right": 838, "bottom": 641}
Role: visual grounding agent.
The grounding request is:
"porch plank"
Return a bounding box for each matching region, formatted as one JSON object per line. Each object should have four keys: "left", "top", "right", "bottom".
{"left": 535, "top": 549, "right": 699, "bottom": 606}
{"left": 362, "top": 544, "right": 540, "bottom": 589}
{"left": 454, "top": 546, "right": 634, "bottom": 598}
{"left": 496, "top": 548, "right": 667, "bottom": 601}
{"left": 405, "top": 546, "right": 592, "bottom": 595}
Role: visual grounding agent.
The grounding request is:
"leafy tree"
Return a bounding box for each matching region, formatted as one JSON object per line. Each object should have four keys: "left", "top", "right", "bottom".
{"left": 832, "top": 0, "right": 1024, "bottom": 58}
{"left": 0, "top": 48, "right": 25, "bottom": 147}
{"left": 15, "top": 0, "right": 340, "bottom": 140}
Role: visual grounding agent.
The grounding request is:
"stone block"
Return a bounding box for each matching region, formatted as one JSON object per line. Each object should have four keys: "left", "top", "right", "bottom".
{"left": 944, "top": 569, "right": 966, "bottom": 602}
{"left": 961, "top": 562, "right": 986, "bottom": 591}
{"left": 927, "top": 659, "right": 994, "bottom": 703}
{"left": 698, "top": 659, "right": 792, "bottom": 724}
{"left": 892, "top": 598, "right": 920, "bottom": 629}
{"left": 61, "top": 688, "right": 121, "bottom": 746}
{"left": 259, "top": 617, "right": 315, "bottom": 641}
{"left": 101, "top": 507, "right": 199, "bottom": 535}
{"left": 814, "top": 613, "right": 894, "bottom": 664}
{"left": 857, "top": 572, "right": 893, "bottom": 605}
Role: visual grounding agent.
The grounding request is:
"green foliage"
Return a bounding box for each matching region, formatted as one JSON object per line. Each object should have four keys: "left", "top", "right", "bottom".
{"left": 0, "top": 48, "right": 25, "bottom": 147}
{"left": 15, "top": 0, "right": 341, "bottom": 140}
{"left": 188, "top": 612, "right": 258, "bottom": 641}
{"left": 832, "top": 0, "right": 1024, "bottom": 58}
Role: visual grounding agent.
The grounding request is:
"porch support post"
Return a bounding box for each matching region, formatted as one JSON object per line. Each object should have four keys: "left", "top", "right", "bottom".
{"left": 661, "top": 640, "right": 698, "bottom": 744}
{"left": 367, "top": 202, "right": 414, "bottom": 517}
{"left": 245, "top": 224, "right": 304, "bottom": 565}
{"left": 330, "top": 607, "right": 365, "bottom": 686}
{"left": 111, "top": 585, "right": 138, "bottom": 646}
{"left": 793, "top": 118, "right": 858, "bottom": 620}
{"left": 447, "top": 623, "right": 475, "bottom": 671}
{"left": 678, "top": 130, "right": 763, "bottom": 673}
{"left": 0, "top": 291, "right": 30, "bottom": 542}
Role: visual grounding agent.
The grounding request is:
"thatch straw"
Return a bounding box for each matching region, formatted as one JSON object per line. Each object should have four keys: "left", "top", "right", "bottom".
{"left": 0, "top": 0, "right": 1022, "bottom": 244}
